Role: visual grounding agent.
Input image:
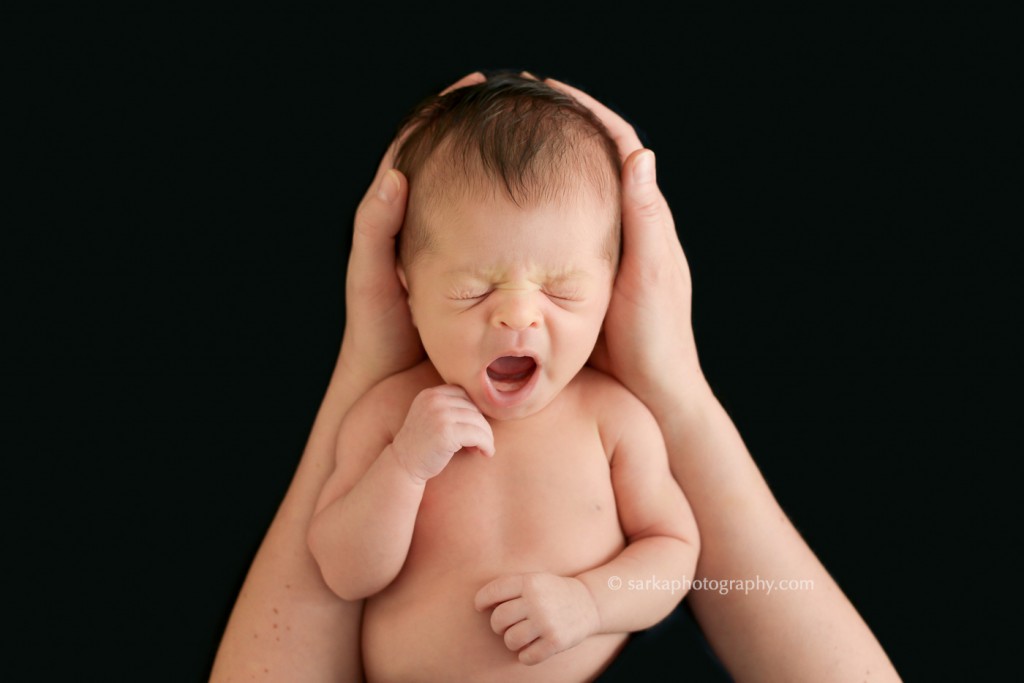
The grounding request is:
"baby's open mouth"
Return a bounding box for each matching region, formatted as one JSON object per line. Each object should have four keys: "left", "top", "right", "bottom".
{"left": 486, "top": 356, "right": 537, "bottom": 393}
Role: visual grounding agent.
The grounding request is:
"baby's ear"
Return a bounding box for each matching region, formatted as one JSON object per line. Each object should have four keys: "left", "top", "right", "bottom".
{"left": 396, "top": 261, "right": 410, "bottom": 293}
{"left": 396, "top": 262, "right": 417, "bottom": 328}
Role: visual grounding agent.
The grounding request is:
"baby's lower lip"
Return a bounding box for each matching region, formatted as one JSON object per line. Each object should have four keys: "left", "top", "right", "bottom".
{"left": 481, "top": 357, "right": 540, "bottom": 408}
{"left": 486, "top": 357, "right": 537, "bottom": 393}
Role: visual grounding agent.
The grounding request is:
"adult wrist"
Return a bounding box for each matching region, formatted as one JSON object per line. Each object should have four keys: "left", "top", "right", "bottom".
{"left": 643, "top": 367, "right": 715, "bottom": 426}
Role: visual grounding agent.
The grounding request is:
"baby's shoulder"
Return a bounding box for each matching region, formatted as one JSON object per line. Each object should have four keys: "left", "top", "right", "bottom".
{"left": 351, "top": 361, "right": 443, "bottom": 435}
{"left": 566, "top": 369, "right": 659, "bottom": 458}
{"left": 568, "top": 367, "right": 651, "bottom": 426}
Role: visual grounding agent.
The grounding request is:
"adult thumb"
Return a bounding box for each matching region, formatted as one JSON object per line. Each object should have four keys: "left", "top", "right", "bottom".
{"left": 349, "top": 168, "right": 408, "bottom": 291}
{"left": 621, "top": 149, "right": 670, "bottom": 260}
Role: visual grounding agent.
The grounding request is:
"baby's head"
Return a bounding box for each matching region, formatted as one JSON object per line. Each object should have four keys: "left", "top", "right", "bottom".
{"left": 392, "top": 72, "right": 622, "bottom": 420}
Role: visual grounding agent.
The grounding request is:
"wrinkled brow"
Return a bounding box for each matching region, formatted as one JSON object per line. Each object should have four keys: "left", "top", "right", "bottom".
{"left": 442, "top": 265, "right": 590, "bottom": 281}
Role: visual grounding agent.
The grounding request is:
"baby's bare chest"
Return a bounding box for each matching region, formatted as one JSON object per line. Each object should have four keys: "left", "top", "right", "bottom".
{"left": 407, "top": 415, "right": 623, "bottom": 577}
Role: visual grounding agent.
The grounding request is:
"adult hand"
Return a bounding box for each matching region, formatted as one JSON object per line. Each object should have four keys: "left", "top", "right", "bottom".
{"left": 338, "top": 71, "right": 487, "bottom": 391}
{"left": 540, "top": 76, "right": 706, "bottom": 405}
{"left": 532, "top": 74, "right": 902, "bottom": 683}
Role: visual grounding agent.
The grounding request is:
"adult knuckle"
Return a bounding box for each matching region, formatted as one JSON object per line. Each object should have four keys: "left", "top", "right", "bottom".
{"left": 637, "top": 197, "right": 662, "bottom": 221}
{"left": 352, "top": 201, "right": 381, "bottom": 238}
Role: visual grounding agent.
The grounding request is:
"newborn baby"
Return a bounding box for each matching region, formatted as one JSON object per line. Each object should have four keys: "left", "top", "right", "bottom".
{"left": 308, "top": 72, "right": 699, "bottom": 683}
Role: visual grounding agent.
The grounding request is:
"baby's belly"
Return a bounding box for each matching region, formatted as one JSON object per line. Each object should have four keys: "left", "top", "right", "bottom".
{"left": 362, "top": 435, "right": 627, "bottom": 682}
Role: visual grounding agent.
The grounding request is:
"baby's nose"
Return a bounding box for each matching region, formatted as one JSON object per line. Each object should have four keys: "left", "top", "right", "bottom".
{"left": 490, "top": 291, "right": 542, "bottom": 331}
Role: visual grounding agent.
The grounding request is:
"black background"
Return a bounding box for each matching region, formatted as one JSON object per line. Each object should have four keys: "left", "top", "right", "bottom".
{"left": 7, "top": 8, "right": 1015, "bottom": 681}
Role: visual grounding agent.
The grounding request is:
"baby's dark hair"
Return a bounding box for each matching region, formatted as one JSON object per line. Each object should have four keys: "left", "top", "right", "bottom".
{"left": 392, "top": 72, "right": 622, "bottom": 268}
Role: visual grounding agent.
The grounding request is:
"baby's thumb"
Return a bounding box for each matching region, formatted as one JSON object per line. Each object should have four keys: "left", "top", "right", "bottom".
{"left": 621, "top": 149, "right": 668, "bottom": 259}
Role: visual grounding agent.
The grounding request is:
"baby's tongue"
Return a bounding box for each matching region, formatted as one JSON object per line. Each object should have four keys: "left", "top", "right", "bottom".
{"left": 487, "top": 356, "right": 535, "bottom": 379}
{"left": 487, "top": 356, "right": 536, "bottom": 393}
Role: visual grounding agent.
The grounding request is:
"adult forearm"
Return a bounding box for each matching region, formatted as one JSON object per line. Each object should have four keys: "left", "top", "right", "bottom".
{"left": 651, "top": 378, "right": 900, "bottom": 683}
{"left": 210, "top": 356, "right": 372, "bottom": 682}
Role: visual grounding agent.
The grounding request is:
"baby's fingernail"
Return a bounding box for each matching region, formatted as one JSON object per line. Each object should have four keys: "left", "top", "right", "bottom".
{"left": 633, "top": 150, "right": 656, "bottom": 185}
{"left": 377, "top": 169, "right": 399, "bottom": 203}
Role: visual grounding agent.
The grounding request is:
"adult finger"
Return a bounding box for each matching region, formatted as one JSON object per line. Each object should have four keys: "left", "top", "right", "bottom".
{"left": 364, "top": 70, "right": 486, "bottom": 196}
{"left": 440, "top": 71, "right": 487, "bottom": 95}
{"left": 347, "top": 168, "right": 408, "bottom": 302}
{"left": 348, "top": 72, "right": 485, "bottom": 300}
{"left": 620, "top": 148, "right": 679, "bottom": 258}
{"left": 544, "top": 76, "right": 643, "bottom": 162}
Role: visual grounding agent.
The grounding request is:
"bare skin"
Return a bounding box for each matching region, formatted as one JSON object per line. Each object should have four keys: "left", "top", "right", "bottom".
{"left": 210, "top": 71, "right": 900, "bottom": 682}
{"left": 306, "top": 163, "right": 698, "bottom": 680}
{"left": 309, "top": 362, "right": 695, "bottom": 682}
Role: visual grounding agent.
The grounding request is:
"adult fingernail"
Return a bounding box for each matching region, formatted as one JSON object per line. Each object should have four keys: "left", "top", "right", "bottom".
{"left": 377, "top": 169, "right": 399, "bottom": 203}
{"left": 633, "top": 150, "right": 656, "bottom": 185}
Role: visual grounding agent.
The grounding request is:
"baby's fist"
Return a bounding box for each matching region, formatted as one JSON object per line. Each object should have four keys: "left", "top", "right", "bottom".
{"left": 474, "top": 572, "right": 601, "bottom": 665}
{"left": 392, "top": 385, "right": 494, "bottom": 484}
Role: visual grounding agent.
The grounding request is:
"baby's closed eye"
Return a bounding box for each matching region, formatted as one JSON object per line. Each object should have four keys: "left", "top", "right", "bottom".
{"left": 450, "top": 288, "right": 491, "bottom": 301}
{"left": 542, "top": 284, "right": 582, "bottom": 301}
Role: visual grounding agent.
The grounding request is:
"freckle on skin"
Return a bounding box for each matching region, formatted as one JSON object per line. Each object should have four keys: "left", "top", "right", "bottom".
{"left": 272, "top": 607, "right": 278, "bottom": 614}
{"left": 273, "top": 623, "right": 277, "bottom": 629}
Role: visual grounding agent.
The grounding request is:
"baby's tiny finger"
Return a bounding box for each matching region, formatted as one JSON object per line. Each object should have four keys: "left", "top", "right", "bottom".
{"left": 429, "top": 385, "right": 473, "bottom": 403}
{"left": 518, "top": 636, "right": 558, "bottom": 666}
{"left": 456, "top": 422, "right": 495, "bottom": 458}
{"left": 474, "top": 574, "right": 525, "bottom": 611}
{"left": 490, "top": 597, "right": 528, "bottom": 634}
{"left": 504, "top": 619, "right": 540, "bottom": 653}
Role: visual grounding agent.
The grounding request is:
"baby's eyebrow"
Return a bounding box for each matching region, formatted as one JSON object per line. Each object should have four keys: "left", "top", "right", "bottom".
{"left": 545, "top": 271, "right": 586, "bottom": 283}
{"left": 443, "top": 266, "right": 587, "bottom": 281}
{"left": 443, "top": 266, "right": 496, "bottom": 279}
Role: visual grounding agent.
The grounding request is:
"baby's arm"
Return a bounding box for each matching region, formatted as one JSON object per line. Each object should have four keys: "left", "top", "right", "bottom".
{"left": 573, "top": 390, "right": 700, "bottom": 630}
{"left": 308, "top": 382, "right": 494, "bottom": 600}
{"left": 475, "top": 387, "right": 698, "bottom": 665}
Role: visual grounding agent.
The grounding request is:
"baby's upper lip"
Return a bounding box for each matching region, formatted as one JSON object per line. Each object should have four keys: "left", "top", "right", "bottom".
{"left": 486, "top": 349, "right": 540, "bottom": 366}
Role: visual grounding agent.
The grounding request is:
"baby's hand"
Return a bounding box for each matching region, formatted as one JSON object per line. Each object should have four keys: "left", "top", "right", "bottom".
{"left": 474, "top": 572, "right": 601, "bottom": 666}
{"left": 391, "top": 385, "right": 495, "bottom": 484}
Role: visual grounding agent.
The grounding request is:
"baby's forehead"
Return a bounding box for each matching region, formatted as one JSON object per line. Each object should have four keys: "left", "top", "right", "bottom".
{"left": 441, "top": 258, "right": 592, "bottom": 280}
{"left": 403, "top": 147, "right": 621, "bottom": 269}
